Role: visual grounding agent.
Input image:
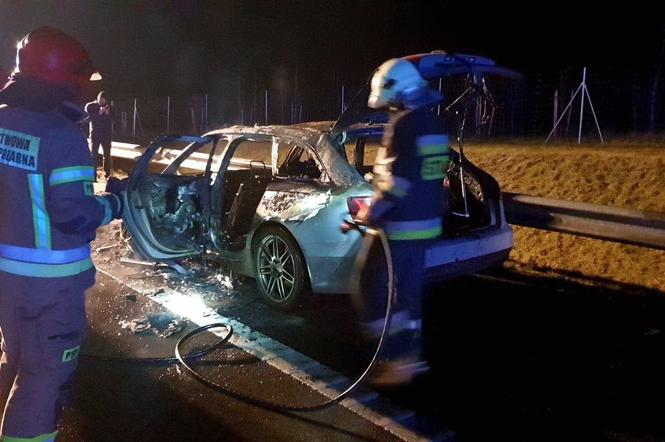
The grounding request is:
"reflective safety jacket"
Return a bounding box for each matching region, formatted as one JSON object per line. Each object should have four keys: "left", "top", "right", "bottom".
{"left": 369, "top": 106, "right": 450, "bottom": 241}
{"left": 0, "top": 83, "right": 118, "bottom": 284}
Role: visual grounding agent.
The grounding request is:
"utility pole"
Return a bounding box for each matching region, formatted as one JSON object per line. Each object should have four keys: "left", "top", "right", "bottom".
{"left": 577, "top": 68, "right": 586, "bottom": 143}
{"left": 553, "top": 89, "right": 559, "bottom": 137}
{"left": 204, "top": 93, "right": 209, "bottom": 131}
{"left": 545, "top": 67, "right": 604, "bottom": 144}
{"left": 132, "top": 98, "right": 137, "bottom": 137}
{"left": 264, "top": 89, "right": 268, "bottom": 125}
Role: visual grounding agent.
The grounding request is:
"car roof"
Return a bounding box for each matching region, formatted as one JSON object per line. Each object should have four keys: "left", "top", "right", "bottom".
{"left": 204, "top": 123, "right": 364, "bottom": 188}
{"left": 205, "top": 124, "right": 326, "bottom": 147}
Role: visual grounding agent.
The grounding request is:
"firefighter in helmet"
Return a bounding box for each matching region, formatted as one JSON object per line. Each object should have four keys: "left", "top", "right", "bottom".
{"left": 0, "top": 27, "right": 123, "bottom": 440}
{"left": 354, "top": 58, "right": 450, "bottom": 386}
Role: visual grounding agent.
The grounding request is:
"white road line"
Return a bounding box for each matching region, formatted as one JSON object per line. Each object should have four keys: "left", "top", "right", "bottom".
{"left": 97, "top": 267, "right": 432, "bottom": 442}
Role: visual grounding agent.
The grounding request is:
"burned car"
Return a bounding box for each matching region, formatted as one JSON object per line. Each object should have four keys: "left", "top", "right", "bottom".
{"left": 122, "top": 52, "right": 515, "bottom": 309}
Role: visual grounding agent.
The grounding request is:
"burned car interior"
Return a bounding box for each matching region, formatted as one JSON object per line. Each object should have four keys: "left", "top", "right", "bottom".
{"left": 277, "top": 145, "right": 322, "bottom": 180}
{"left": 129, "top": 134, "right": 333, "bottom": 254}
{"left": 444, "top": 149, "right": 499, "bottom": 235}
{"left": 130, "top": 138, "right": 215, "bottom": 252}
{"left": 217, "top": 137, "right": 329, "bottom": 248}
{"left": 137, "top": 175, "right": 209, "bottom": 250}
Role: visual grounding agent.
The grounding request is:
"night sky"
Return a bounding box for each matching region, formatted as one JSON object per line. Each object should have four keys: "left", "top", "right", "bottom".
{"left": 1, "top": 1, "right": 663, "bottom": 113}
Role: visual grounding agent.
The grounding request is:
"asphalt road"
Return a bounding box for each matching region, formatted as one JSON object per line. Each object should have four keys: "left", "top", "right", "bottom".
{"left": 58, "top": 271, "right": 407, "bottom": 442}
{"left": 414, "top": 270, "right": 665, "bottom": 442}
{"left": 8, "top": 224, "right": 665, "bottom": 441}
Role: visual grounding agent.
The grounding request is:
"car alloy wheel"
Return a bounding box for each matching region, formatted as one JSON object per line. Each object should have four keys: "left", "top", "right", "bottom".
{"left": 254, "top": 226, "right": 307, "bottom": 309}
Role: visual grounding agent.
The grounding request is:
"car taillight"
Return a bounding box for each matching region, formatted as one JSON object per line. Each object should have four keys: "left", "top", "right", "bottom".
{"left": 443, "top": 177, "right": 450, "bottom": 190}
{"left": 347, "top": 196, "right": 372, "bottom": 217}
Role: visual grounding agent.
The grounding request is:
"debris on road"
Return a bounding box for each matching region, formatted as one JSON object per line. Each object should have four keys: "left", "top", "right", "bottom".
{"left": 155, "top": 316, "right": 185, "bottom": 337}
{"left": 93, "top": 221, "right": 245, "bottom": 307}
{"left": 95, "top": 244, "right": 121, "bottom": 253}
{"left": 119, "top": 316, "right": 151, "bottom": 334}
{"left": 120, "top": 257, "right": 169, "bottom": 268}
{"left": 118, "top": 312, "right": 185, "bottom": 337}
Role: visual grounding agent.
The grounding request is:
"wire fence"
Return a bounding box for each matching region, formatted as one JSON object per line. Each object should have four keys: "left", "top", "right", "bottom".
{"left": 104, "top": 66, "right": 665, "bottom": 141}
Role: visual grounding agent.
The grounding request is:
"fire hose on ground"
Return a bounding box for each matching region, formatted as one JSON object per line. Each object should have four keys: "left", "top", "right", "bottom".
{"left": 85, "top": 222, "right": 395, "bottom": 412}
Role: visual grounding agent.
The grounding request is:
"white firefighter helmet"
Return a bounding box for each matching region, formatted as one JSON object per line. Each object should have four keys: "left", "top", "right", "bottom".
{"left": 368, "top": 58, "right": 429, "bottom": 109}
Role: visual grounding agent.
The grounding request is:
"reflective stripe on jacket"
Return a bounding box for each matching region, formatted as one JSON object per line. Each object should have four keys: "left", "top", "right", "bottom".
{"left": 368, "top": 106, "right": 449, "bottom": 234}
{"left": 0, "top": 243, "right": 93, "bottom": 278}
{"left": 384, "top": 217, "right": 442, "bottom": 241}
{"left": 0, "top": 100, "right": 115, "bottom": 278}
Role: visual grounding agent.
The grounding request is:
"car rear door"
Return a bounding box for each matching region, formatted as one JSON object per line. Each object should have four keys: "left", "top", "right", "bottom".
{"left": 122, "top": 135, "right": 220, "bottom": 261}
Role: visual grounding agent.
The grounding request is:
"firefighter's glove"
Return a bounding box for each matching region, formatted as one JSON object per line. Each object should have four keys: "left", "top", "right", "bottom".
{"left": 107, "top": 193, "right": 124, "bottom": 219}
{"left": 105, "top": 177, "right": 128, "bottom": 195}
{"left": 104, "top": 177, "right": 126, "bottom": 220}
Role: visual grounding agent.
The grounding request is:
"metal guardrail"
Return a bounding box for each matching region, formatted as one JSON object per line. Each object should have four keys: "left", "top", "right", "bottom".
{"left": 110, "top": 141, "right": 251, "bottom": 172}
{"left": 503, "top": 192, "right": 665, "bottom": 251}
{"left": 110, "top": 142, "right": 665, "bottom": 251}
{"left": 110, "top": 141, "right": 143, "bottom": 160}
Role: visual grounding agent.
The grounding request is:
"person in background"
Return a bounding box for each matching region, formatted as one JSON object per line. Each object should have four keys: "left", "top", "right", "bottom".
{"left": 85, "top": 90, "right": 113, "bottom": 181}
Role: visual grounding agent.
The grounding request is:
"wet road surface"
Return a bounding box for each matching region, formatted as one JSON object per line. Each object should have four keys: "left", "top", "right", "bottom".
{"left": 51, "top": 228, "right": 665, "bottom": 441}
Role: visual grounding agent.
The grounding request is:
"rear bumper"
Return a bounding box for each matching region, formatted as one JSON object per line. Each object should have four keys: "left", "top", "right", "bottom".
{"left": 425, "top": 225, "right": 513, "bottom": 281}
{"left": 426, "top": 249, "right": 511, "bottom": 281}
{"left": 311, "top": 224, "right": 513, "bottom": 293}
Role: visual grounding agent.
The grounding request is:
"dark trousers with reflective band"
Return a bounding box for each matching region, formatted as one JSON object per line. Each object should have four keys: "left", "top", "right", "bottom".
{"left": 353, "top": 234, "right": 432, "bottom": 359}
{"left": 0, "top": 273, "right": 86, "bottom": 440}
{"left": 89, "top": 136, "right": 112, "bottom": 179}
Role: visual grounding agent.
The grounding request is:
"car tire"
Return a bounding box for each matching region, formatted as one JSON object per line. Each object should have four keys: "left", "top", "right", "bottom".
{"left": 253, "top": 225, "right": 309, "bottom": 310}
